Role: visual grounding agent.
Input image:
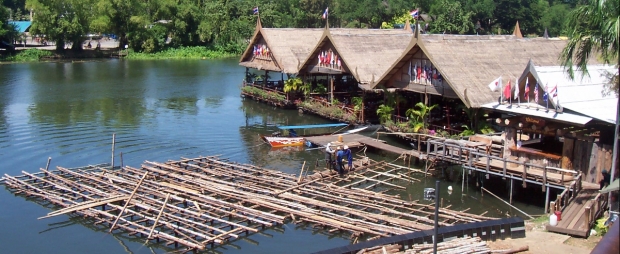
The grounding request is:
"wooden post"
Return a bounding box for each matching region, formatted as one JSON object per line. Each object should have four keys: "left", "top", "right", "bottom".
{"left": 45, "top": 157, "right": 52, "bottom": 171}
{"left": 120, "top": 152, "right": 124, "bottom": 168}
{"left": 550, "top": 201, "right": 556, "bottom": 214}
{"left": 542, "top": 165, "right": 547, "bottom": 192}
{"left": 544, "top": 186, "right": 550, "bottom": 213}
{"left": 109, "top": 171, "right": 149, "bottom": 232}
{"left": 462, "top": 166, "right": 465, "bottom": 193}
{"left": 111, "top": 133, "right": 116, "bottom": 169}
{"left": 330, "top": 75, "right": 334, "bottom": 104}
{"left": 509, "top": 176, "right": 513, "bottom": 204}
{"left": 297, "top": 161, "right": 307, "bottom": 184}
{"left": 522, "top": 163, "right": 527, "bottom": 188}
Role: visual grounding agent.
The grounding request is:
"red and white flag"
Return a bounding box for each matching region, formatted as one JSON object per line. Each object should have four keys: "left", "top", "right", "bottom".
{"left": 524, "top": 79, "right": 530, "bottom": 102}
{"left": 503, "top": 80, "right": 512, "bottom": 100}
{"left": 487, "top": 77, "right": 502, "bottom": 92}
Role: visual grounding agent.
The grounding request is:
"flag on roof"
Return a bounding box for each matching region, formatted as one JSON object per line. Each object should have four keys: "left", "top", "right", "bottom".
{"left": 410, "top": 9, "right": 419, "bottom": 19}
{"left": 253, "top": 7, "right": 259, "bottom": 15}
{"left": 487, "top": 77, "right": 501, "bottom": 92}
{"left": 534, "top": 83, "right": 539, "bottom": 103}
{"left": 524, "top": 79, "right": 530, "bottom": 101}
{"left": 322, "top": 7, "right": 329, "bottom": 19}
{"left": 551, "top": 84, "right": 558, "bottom": 98}
{"left": 503, "top": 80, "right": 512, "bottom": 100}
{"left": 513, "top": 78, "right": 519, "bottom": 99}
{"left": 543, "top": 84, "right": 549, "bottom": 102}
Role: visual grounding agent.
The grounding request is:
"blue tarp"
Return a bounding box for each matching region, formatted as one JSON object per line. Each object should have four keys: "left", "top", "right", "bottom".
{"left": 9, "top": 21, "right": 31, "bottom": 33}
{"left": 277, "top": 123, "right": 348, "bottom": 130}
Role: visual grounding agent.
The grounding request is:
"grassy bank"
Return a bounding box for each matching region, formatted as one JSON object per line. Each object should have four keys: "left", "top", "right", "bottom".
{"left": 0, "top": 49, "right": 53, "bottom": 62}
{"left": 125, "top": 46, "right": 237, "bottom": 60}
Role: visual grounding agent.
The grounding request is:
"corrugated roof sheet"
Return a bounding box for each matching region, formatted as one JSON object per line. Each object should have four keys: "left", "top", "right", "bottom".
{"left": 481, "top": 102, "right": 593, "bottom": 126}
{"left": 529, "top": 65, "right": 618, "bottom": 124}
{"left": 8, "top": 21, "right": 31, "bottom": 33}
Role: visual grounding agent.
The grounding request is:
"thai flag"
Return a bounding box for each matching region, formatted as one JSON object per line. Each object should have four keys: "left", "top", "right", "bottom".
{"left": 550, "top": 84, "right": 558, "bottom": 98}
{"left": 253, "top": 7, "right": 259, "bottom": 15}
{"left": 410, "top": 9, "right": 419, "bottom": 19}
{"left": 322, "top": 7, "right": 328, "bottom": 19}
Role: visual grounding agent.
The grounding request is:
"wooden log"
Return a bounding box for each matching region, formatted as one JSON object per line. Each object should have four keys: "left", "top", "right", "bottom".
{"left": 147, "top": 193, "right": 170, "bottom": 239}
{"left": 297, "top": 161, "right": 306, "bottom": 184}
{"left": 109, "top": 171, "right": 149, "bottom": 232}
{"left": 491, "top": 245, "right": 529, "bottom": 253}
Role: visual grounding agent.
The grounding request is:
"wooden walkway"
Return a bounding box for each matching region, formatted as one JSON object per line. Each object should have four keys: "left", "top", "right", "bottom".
{"left": 425, "top": 139, "right": 579, "bottom": 190}
{"left": 546, "top": 187, "right": 607, "bottom": 237}
{"left": 305, "top": 134, "right": 420, "bottom": 157}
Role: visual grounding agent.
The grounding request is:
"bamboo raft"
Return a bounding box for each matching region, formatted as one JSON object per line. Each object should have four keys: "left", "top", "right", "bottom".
{"left": 2, "top": 156, "right": 494, "bottom": 252}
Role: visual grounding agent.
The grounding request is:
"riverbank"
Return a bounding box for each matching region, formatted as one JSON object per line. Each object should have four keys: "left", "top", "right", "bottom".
{"left": 0, "top": 46, "right": 238, "bottom": 63}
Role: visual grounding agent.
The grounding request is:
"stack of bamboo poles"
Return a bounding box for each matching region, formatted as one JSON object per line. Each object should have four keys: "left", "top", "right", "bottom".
{"left": 2, "top": 156, "right": 494, "bottom": 252}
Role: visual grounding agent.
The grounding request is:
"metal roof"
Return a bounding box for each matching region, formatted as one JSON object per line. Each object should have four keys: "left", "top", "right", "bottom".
{"left": 481, "top": 102, "right": 593, "bottom": 126}
{"left": 524, "top": 64, "right": 618, "bottom": 124}
{"left": 8, "top": 21, "right": 31, "bottom": 33}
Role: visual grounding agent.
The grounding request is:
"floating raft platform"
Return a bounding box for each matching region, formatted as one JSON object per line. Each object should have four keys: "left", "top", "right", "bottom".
{"left": 2, "top": 156, "right": 493, "bottom": 252}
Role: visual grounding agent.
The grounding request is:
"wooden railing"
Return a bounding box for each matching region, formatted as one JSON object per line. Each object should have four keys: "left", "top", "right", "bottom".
{"left": 551, "top": 174, "right": 582, "bottom": 213}
{"left": 242, "top": 82, "right": 288, "bottom": 97}
{"left": 426, "top": 138, "right": 579, "bottom": 189}
{"left": 305, "top": 97, "right": 357, "bottom": 116}
{"left": 584, "top": 192, "right": 608, "bottom": 229}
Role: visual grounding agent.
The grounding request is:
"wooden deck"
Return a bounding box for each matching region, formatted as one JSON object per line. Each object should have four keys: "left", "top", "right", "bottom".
{"left": 305, "top": 134, "right": 420, "bottom": 157}
{"left": 425, "top": 139, "right": 579, "bottom": 189}
{"left": 546, "top": 187, "right": 607, "bottom": 237}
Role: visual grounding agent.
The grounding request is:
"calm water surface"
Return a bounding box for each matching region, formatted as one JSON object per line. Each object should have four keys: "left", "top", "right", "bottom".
{"left": 0, "top": 59, "right": 544, "bottom": 254}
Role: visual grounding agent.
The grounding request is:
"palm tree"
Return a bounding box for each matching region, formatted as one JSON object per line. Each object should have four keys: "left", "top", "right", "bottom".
{"left": 376, "top": 104, "right": 394, "bottom": 124}
{"left": 560, "top": 0, "right": 618, "bottom": 81}
{"left": 559, "top": 0, "right": 619, "bottom": 211}
{"left": 406, "top": 102, "right": 438, "bottom": 132}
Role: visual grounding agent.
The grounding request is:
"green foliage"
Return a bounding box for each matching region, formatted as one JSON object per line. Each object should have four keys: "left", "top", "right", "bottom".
{"left": 312, "top": 84, "right": 327, "bottom": 94}
{"left": 405, "top": 102, "right": 438, "bottom": 132}
{"left": 376, "top": 104, "right": 394, "bottom": 124}
{"left": 351, "top": 97, "right": 363, "bottom": 113}
{"left": 0, "top": 49, "right": 52, "bottom": 62}
{"left": 560, "top": 0, "right": 619, "bottom": 91}
{"left": 283, "top": 77, "right": 308, "bottom": 95}
{"left": 1, "top": 5, "right": 19, "bottom": 42}
{"left": 594, "top": 217, "right": 609, "bottom": 235}
{"left": 241, "top": 85, "right": 287, "bottom": 103}
{"left": 298, "top": 99, "right": 358, "bottom": 123}
{"left": 125, "top": 46, "right": 235, "bottom": 59}
{"left": 429, "top": 0, "right": 474, "bottom": 34}
{"left": 27, "top": 0, "right": 95, "bottom": 50}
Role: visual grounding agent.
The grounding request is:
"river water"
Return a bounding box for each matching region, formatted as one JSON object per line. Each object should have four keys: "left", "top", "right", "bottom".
{"left": 0, "top": 59, "right": 545, "bottom": 254}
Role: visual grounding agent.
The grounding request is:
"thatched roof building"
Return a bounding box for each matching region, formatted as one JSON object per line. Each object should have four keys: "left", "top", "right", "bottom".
{"left": 240, "top": 20, "right": 585, "bottom": 109}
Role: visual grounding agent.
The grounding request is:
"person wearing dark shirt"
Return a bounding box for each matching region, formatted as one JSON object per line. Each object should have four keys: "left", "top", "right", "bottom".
{"left": 344, "top": 145, "right": 353, "bottom": 171}
{"left": 336, "top": 146, "right": 345, "bottom": 176}
{"left": 600, "top": 169, "right": 611, "bottom": 190}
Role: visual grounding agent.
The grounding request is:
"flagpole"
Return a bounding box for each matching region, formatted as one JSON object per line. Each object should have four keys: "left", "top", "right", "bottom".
{"left": 500, "top": 76, "right": 503, "bottom": 104}
{"left": 517, "top": 78, "right": 521, "bottom": 107}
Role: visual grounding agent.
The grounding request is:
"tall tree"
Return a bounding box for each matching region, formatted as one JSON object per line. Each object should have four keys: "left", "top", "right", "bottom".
{"left": 559, "top": 0, "right": 619, "bottom": 195}
{"left": 26, "top": 0, "right": 95, "bottom": 50}
{"left": 429, "top": 0, "right": 474, "bottom": 34}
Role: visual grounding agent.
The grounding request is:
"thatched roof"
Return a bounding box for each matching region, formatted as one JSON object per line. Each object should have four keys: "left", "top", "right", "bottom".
{"left": 413, "top": 35, "right": 571, "bottom": 108}
{"left": 239, "top": 19, "right": 324, "bottom": 73}
{"left": 332, "top": 31, "right": 412, "bottom": 86}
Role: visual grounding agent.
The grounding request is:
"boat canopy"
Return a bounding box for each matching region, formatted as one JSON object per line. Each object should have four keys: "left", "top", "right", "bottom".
{"left": 277, "top": 123, "right": 348, "bottom": 130}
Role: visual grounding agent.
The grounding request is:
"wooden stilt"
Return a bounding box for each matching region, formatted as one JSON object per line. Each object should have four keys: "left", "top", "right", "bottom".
{"left": 109, "top": 171, "right": 149, "bottom": 232}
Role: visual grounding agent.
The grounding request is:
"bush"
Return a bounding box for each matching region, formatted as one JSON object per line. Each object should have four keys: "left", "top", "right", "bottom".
{"left": 125, "top": 46, "right": 236, "bottom": 60}
{"left": 0, "top": 49, "right": 52, "bottom": 62}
